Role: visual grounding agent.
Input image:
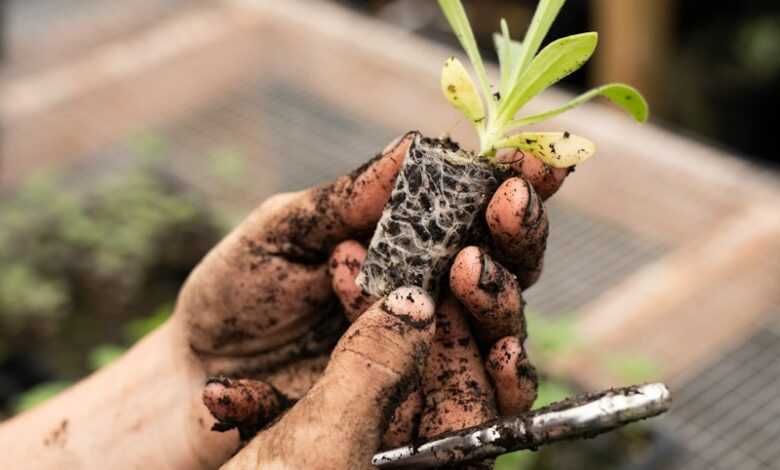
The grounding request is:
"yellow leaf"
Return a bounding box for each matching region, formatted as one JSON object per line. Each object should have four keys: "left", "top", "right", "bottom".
{"left": 495, "top": 132, "right": 595, "bottom": 168}
{"left": 441, "top": 57, "right": 486, "bottom": 124}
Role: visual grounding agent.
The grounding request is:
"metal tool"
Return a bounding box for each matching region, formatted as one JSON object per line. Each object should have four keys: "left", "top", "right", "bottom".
{"left": 372, "top": 382, "right": 671, "bottom": 468}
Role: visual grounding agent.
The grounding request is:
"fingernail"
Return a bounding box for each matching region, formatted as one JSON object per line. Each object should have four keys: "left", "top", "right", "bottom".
{"left": 382, "top": 130, "right": 419, "bottom": 154}
{"left": 383, "top": 286, "right": 435, "bottom": 329}
{"left": 516, "top": 358, "right": 538, "bottom": 382}
{"left": 522, "top": 181, "right": 544, "bottom": 228}
{"left": 477, "top": 251, "right": 499, "bottom": 293}
{"left": 205, "top": 376, "right": 232, "bottom": 387}
{"left": 478, "top": 252, "right": 513, "bottom": 296}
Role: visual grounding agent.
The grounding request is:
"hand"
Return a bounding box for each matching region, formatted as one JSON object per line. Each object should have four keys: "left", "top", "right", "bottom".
{"left": 218, "top": 287, "right": 436, "bottom": 469}
{"left": 326, "top": 147, "right": 568, "bottom": 468}
{"left": 200, "top": 134, "right": 569, "bottom": 468}
{"left": 0, "top": 132, "right": 566, "bottom": 470}
{"left": 174, "top": 133, "right": 417, "bottom": 461}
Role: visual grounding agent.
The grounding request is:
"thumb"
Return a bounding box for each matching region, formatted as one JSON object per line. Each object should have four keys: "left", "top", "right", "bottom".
{"left": 223, "top": 287, "right": 435, "bottom": 470}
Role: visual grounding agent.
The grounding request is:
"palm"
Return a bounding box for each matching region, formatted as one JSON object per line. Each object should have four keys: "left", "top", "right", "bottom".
{"left": 180, "top": 199, "right": 346, "bottom": 398}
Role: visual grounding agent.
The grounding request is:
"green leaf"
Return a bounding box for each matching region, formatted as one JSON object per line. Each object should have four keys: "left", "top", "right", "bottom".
{"left": 493, "top": 20, "right": 523, "bottom": 96}
{"left": 441, "top": 57, "right": 486, "bottom": 124}
{"left": 437, "top": 0, "right": 493, "bottom": 112}
{"left": 512, "top": 0, "right": 567, "bottom": 81}
{"left": 493, "top": 131, "right": 595, "bottom": 168}
{"left": 498, "top": 32, "right": 598, "bottom": 125}
{"left": 508, "top": 83, "right": 649, "bottom": 128}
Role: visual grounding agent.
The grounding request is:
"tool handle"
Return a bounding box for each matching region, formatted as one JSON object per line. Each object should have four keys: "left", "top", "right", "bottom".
{"left": 372, "top": 383, "right": 671, "bottom": 468}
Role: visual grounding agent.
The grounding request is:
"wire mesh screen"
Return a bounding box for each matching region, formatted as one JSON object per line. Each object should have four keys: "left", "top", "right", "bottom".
{"left": 525, "top": 203, "right": 667, "bottom": 316}
{"left": 663, "top": 318, "right": 780, "bottom": 470}
{"left": 4, "top": 4, "right": 780, "bottom": 470}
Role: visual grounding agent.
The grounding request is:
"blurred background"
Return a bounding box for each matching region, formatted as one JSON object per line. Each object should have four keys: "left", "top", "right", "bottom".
{"left": 1, "top": 1, "right": 780, "bottom": 469}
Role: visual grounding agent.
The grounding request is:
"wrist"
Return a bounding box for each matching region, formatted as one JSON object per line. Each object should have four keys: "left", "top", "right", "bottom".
{"left": 162, "top": 315, "right": 241, "bottom": 469}
{"left": 0, "top": 319, "right": 238, "bottom": 470}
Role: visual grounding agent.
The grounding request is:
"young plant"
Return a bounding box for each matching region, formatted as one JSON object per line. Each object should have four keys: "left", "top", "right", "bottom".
{"left": 357, "top": 0, "right": 648, "bottom": 297}
{"left": 439, "top": 0, "right": 648, "bottom": 164}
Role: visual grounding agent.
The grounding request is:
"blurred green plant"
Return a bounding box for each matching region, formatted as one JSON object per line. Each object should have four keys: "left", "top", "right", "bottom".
{"left": 129, "top": 130, "right": 168, "bottom": 162}
{"left": 0, "top": 134, "right": 223, "bottom": 415}
{"left": 736, "top": 17, "right": 780, "bottom": 79}
{"left": 11, "top": 381, "right": 71, "bottom": 414}
{"left": 0, "top": 161, "right": 220, "bottom": 330}
{"left": 9, "top": 302, "right": 174, "bottom": 416}
{"left": 124, "top": 302, "right": 173, "bottom": 342}
{"left": 605, "top": 354, "right": 661, "bottom": 385}
{"left": 88, "top": 344, "right": 127, "bottom": 371}
{"left": 525, "top": 313, "right": 578, "bottom": 363}
{"left": 208, "top": 147, "right": 248, "bottom": 187}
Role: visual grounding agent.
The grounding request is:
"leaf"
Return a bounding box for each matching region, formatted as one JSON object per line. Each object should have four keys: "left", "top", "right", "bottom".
{"left": 493, "top": 20, "right": 523, "bottom": 96}
{"left": 493, "top": 131, "right": 596, "bottom": 168}
{"left": 441, "top": 57, "right": 486, "bottom": 123}
{"left": 498, "top": 32, "right": 598, "bottom": 125}
{"left": 511, "top": 0, "right": 567, "bottom": 82}
{"left": 508, "top": 83, "right": 649, "bottom": 127}
{"left": 438, "top": 0, "right": 493, "bottom": 111}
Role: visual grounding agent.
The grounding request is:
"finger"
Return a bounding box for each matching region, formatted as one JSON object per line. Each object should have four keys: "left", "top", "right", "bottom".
{"left": 485, "top": 177, "right": 549, "bottom": 288}
{"left": 329, "top": 237, "right": 419, "bottom": 450}
{"left": 382, "top": 389, "right": 423, "bottom": 449}
{"left": 202, "top": 377, "right": 288, "bottom": 441}
{"left": 450, "top": 246, "right": 526, "bottom": 345}
{"left": 224, "top": 287, "right": 435, "bottom": 469}
{"left": 249, "top": 131, "right": 417, "bottom": 261}
{"left": 328, "top": 241, "right": 424, "bottom": 449}
{"left": 419, "top": 293, "right": 497, "bottom": 438}
{"left": 329, "top": 240, "right": 376, "bottom": 321}
{"left": 495, "top": 149, "right": 569, "bottom": 200}
{"left": 485, "top": 337, "right": 538, "bottom": 416}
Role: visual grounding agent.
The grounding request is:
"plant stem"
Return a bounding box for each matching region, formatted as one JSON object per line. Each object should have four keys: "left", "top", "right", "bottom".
{"left": 479, "top": 118, "right": 507, "bottom": 155}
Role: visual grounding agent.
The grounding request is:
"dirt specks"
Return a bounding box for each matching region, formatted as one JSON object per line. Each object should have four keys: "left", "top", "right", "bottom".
{"left": 43, "top": 419, "right": 68, "bottom": 448}
{"left": 203, "top": 377, "right": 291, "bottom": 442}
{"left": 211, "top": 316, "right": 254, "bottom": 351}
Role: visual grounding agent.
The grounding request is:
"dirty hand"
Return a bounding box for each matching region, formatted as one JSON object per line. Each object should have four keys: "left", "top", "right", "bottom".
{"left": 327, "top": 139, "right": 569, "bottom": 468}
{"left": 180, "top": 131, "right": 568, "bottom": 465}
{"left": 216, "top": 287, "right": 435, "bottom": 469}
{"left": 177, "top": 134, "right": 417, "bottom": 460}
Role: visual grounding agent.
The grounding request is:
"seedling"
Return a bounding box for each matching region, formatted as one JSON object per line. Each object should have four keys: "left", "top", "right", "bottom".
{"left": 357, "top": 0, "right": 648, "bottom": 297}
{"left": 439, "top": 0, "right": 648, "bottom": 163}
